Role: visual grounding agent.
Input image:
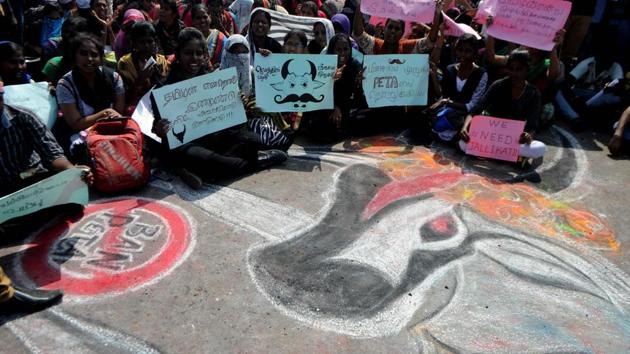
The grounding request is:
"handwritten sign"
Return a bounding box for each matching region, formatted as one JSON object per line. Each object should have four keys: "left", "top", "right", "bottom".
{"left": 363, "top": 0, "right": 435, "bottom": 24}
{"left": 254, "top": 54, "right": 337, "bottom": 113}
{"left": 466, "top": 115, "right": 525, "bottom": 162}
{"left": 0, "top": 168, "right": 88, "bottom": 224}
{"left": 362, "top": 54, "right": 429, "bottom": 108}
{"left": 479, "top": 0, "right": 571, "bottom": 51}
{"left": 4, "top": 82, "right": 58, "bottom": 128}
{"left": 443, "top": 11, "right": 481, "bottom": 39}
{"left": 152, "top": 68, "right": 247, "bottom": 149}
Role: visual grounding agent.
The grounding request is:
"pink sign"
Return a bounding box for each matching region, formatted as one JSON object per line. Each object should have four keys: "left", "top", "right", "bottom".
{"left": 443, "top": 11, "right": 481, "bottom": 39}
{"left": 465, "top": 115, "right": 525, "bottom": 162}
{"left": 363, "top": 0, "right": 436, "bottom": 24}
{"left": 479, "top": 0, "right": 572, "bottom": 51}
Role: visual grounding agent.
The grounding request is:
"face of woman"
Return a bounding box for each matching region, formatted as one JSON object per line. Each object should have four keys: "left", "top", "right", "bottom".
{"left": 229, "top": 43, "right": 249, "bottom": 54}
{"left": 332, "top": 38, "right": 351, "bottom": 67}
{"left": 0, "top": 51, "right": 26, "bottom": 82}
{"left": 384, "top": 20, "right": 404, "bottom": 45}
{"left": 282, "top": 35, "right": 305, "bottom": 54}
{"left": 178, "top": 39, "right": 206, "bottom": 78}
{"left": 134, "top": 34, "right": 158, "bottom": 58}
{"left": 455, "top": 42, "right": 475, "bottom": 63}
{"left": 507, "top": 60, "right": 528, "bottom": 82}
{"left": 159, "top": 5, "right": 176, "bottom": 25}
{"left": 251, "top": 12, "right": 270, "bottom": 38}
{"left": 314, "top": 23, "right": 327, "bottom": 46}
{"left": 92, "top": 0, "right": 108, "bottom": 19}
{"left": 192, "top": 10, "right": 211, "bottom": 33}
{"left": 75, "top": 42, "right": 101, "bottom": 75}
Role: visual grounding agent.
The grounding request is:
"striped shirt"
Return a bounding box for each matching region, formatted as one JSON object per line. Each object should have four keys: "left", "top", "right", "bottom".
{"left": 0, "top": 108, "right": 65, "bottom": 185}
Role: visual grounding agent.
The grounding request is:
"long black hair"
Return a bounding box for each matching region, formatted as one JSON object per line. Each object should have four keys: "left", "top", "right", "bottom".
{"left": 326, "top": 32, "right": 351, "bottom": 55}
{"left": 165, "top": 27, "right": 208, "bottom": 84}
{"left": 68, "top": 33, "right": 116, "bottom": 113}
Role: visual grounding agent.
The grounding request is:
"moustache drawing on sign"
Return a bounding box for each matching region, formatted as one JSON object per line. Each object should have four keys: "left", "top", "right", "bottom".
{"left": 389, "top": 59, "right": 406, "bottom": 65}
{"left": 172, "top": 124, "right": 186, "bottom": 144}
{"left": 274, "top": 93, "right": 325, "bottom": 108}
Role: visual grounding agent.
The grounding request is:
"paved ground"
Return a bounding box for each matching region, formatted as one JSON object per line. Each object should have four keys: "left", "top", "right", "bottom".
{"left": 1, "top": 124, "right": 629, "bottom": 353}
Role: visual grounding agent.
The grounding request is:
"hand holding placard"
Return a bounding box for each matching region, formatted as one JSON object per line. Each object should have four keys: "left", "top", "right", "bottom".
{"left": 465, "top": 115, "right": 525, "bottom": 162}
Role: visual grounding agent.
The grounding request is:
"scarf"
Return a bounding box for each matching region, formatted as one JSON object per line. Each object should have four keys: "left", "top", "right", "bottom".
{"left": 220, "top": 34, "right": 253, "bottom": 96}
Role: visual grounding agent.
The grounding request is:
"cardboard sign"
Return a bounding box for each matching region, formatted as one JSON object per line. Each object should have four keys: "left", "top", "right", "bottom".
{"left": 152, "top": 68, "right": 247, "bottom": 149}
{"left": 363, "top": 0, "right": 435, "bottom": 24}
{"left": 479, "top": 0, "right": 572, "bottom": 51}
{"left": 0, "top": 168, "right": 89, "bottom": 224}
{"left": 254, "top": 54, "right": 337, "bottom": 113}
{"left": 466, "top": 115, "right": 526, "bottom": 162}
{"left": 362, "top": 54, "right": 429, "bottom": 108}
{"left": 4, "top": 82, "right": 58, "bottom": 128}
{"left": 443, "top": 11, "right": 481, "bottom": 39}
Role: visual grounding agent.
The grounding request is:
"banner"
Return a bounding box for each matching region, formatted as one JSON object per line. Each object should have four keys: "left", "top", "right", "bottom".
{"left": 254, "top": 54, "right": 337, "bottom": 113}
{"left": 443, "top": 11, "right": 481, "bottom": 39}
{"left": 4, "top": 82, "right": 58, "bottom": 128}
{"left": 152, "top": 68, "right": 247, "bottom": 149}
{"left": 0, "top": 168, "right": 89, "bottom": 224}
{"left": 363, "top": 0, "right": 435, "bottom": 24}
{"left": 479, "top": 0, "right": 571, "bottom": 51}
{"left": 362, "top": 54, "right": 429, "bottom": 108}
{"left": 465, "top": 115, "right": 525, "bottom": 162}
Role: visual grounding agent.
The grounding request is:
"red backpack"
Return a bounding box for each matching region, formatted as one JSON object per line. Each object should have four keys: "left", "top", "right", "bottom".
{"left": 87, "top": 118, "right": 150, "bottom": 193}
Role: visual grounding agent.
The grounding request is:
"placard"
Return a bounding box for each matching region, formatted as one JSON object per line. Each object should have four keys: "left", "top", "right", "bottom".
{"left": 363, "top": 0, "right": 435, "bottom": 24}
{"left": 362, "top": 54, "right": 429, "bottom": 108}
{"left": 479, "top": 0, "right": 571, "bottom": 51}
{"left": 152, "top": 68, "right": 247, "bottom": 149}
{"left": 465, "top": 115, "right": 526, "bottom": 162}
{"left": 4, "top": 82, "right": 58, "bottom": 128}
{"left": 443, "top": 11, "right": 481, "bottom": 39}
{"left": 254, "top": 54, "right": 337, "bottom": 113}
{"left": 0, "top": 168, "right": 89, "bottom": 224}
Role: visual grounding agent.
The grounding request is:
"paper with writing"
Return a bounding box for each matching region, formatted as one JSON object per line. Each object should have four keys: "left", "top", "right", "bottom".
{"left": 363, "top": 0, "right": 435, "bottom": 24}
{"left": 254, "top": 54, "right": 337, "bottom": 113}
{"left": 362, "top": 54, "right": 429, "bottom": 108}
{"left": 4, "top": 82, "right": 58, "bottom": 128}
{"left": 466, "top": 115, "right": 526, "bottom": 162}
{"left": 0, "top": 168, "right": 89, "bottom": 224}
{"left": 152, "top": 68, "right": 247, "bottom": 149}
{"left": 443, "top": 11, "right": 481, "bottom": 39}
{"left": 479, "top": 0, "right": 571, "bottom": 51}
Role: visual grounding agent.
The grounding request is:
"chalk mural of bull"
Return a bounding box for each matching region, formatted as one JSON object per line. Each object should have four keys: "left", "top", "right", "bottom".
{"left": 247, "top": 162, "right": 630, "bottom": 352}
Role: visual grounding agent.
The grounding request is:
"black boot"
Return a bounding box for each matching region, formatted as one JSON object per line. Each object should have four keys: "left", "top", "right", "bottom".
{"left": 1, "top": 286, "right": 63, "bottom": 315}
{"left": 257, "top": 150, "right": 289, "bottom": 170}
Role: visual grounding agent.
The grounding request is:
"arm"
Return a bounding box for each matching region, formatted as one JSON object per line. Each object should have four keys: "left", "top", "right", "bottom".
{"left": 427, "top": 0, "right": 445, "bottom": 44}
{"left": 463, "top": 71, "right": 488, "bottom": 113}
{"left": 608, "top": 106, "right": 630, "bottom": 155}
{"left": 483, "top": 17, "right": 508, "bottom": 66}
{"left": 547, "top": 29, "right": 565, "bottom": 82}
{"left": 59, "top": 103, "right": 120, "bottom": 131}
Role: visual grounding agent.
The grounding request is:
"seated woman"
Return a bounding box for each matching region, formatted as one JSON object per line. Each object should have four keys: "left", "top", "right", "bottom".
{"left": 307, "top": 22, "right": 327, "bottom": 54}
{"left": 113, "top": 9, "right": 147, "bottom": 61}
{"left": 42, "top": 16, "right": 89, "bottom": 85}
{"left": 207, "top": 0, "right": 238, "bottom": 36}
{"left": 430, "top": 34, "right": 488, "bottom": 142}
{"left": 155, "top": 0, "right": 185, "bottom": 56}
{"left": 246, "top": 9, "right": 282, "bottom": 64}
{"left": 190, "top": 4, "right": 228, "bottom": 68}
{"left": 56, "top": 33, "right": 125, "bottom": 157}
{"left": 302, "top": 33, "right": 362, "bottom": 141}
{"left": 459, "top": 50, "right": 547, "bottom": 160}
{"left": 150, "top": 28, "right": 287, "bottom": 189}
{"left": 117, "top": 21, "right": 170, "bottom": 113}
{"left": 0, "top": 42, "right": 32, "bottom": 86}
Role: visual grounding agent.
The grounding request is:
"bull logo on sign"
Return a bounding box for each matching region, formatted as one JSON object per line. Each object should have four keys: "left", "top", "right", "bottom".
{"left": 271, "top": 59, "right": 325, "bottom": 108}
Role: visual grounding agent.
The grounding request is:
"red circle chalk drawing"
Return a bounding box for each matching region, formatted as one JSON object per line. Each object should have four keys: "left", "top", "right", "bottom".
{"left": 18, "top": 198, "right": 194, "bottom": 298}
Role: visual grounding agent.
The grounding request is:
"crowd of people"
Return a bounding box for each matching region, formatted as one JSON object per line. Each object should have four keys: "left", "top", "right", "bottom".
{"left": 0, "top": 0, "right": 628, "bottom": 314}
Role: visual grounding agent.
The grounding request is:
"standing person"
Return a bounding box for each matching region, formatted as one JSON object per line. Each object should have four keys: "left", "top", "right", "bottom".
{"left": 150, "top": 28, "right": 287, "bottom": 189}
{"left": 301, "top": 33, "right": 363, "bottom": 141}
{"left": 155, "top": 0, "right": 185, "bottom": 56}
{"left": 430, "top": 34, "right": 487, "bottom": 142}
{"left": 246, "top": 8, "right": 282, "bottom": 63}
{"left": 562, "top": 0, "right": 596, "bottom": 61}
{"left": 207, "top": 0, "right": 238, "bottom": 35}
{"left": 55, "top": 33, "right": 125, "bottom": 156}
{"left": 352, "top": 0, "right": 442, "bottom": 55}
{"left": 459, "top": 50, "right": 546, "bottom": 160}
{"left": 117, "top": 21, "right": 169, "bottom": 111}
{"left": 190, "top": 4, "right": 228, "bottom": 67}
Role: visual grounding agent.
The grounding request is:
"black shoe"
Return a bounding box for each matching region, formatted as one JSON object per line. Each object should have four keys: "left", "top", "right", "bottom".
{"left": 177, "top": 168, "right": 203, "bottom": 190}
{"left": 1, "top": 286, "right": 63, "bottom": 315}
{"left": 257, "top": 150, "right": 289, "bottom": 170}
